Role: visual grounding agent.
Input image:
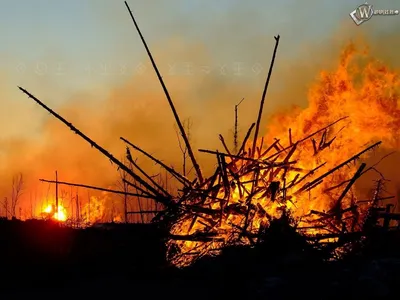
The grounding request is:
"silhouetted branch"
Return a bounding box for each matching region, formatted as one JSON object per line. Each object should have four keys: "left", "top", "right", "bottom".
{"left": 39, "top": 179, "right": 154, "bottom": 199}
{"left": 18, "top": 86, "right": 171, "bottom": 206}
{"left": 234, "top": 98, "right": 245, "bottom": 153}
{"left": 124, "top": 1, "right": 203, "bottom": 183}
{"left": 121, "top": 137, "right": 191, "bottom": 186}
{"left": 252, "top": 35, "right": 280, "bottom": 157}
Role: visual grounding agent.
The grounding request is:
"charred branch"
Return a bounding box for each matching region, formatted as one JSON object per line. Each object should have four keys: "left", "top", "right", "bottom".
{"left": 121, "top": 137, "right": 190, "bottom": 186}
{"left": 124, "top": 1, "right": 203, "bottom": 184}
{"left": 39, "top": 179, "right": 155, "bottom": 199}
{"left": 125, "top": 147, "right": 171, "bottom": 197}
{"left": 252, "top": 35, "right": 280, "bottom": 156}
{"left": 18, "top": 87, "right": 172, "bottom": 206}
{"left": 296, "top": 141, "right": 381, "bottom": 194}
{"left": 234, "top": 98, "right": 245, "bottom": 153}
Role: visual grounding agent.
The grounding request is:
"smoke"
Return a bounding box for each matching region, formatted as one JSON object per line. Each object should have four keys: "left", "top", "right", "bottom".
{"left": 0, "top": 0, "right": 399, "bottom": 218}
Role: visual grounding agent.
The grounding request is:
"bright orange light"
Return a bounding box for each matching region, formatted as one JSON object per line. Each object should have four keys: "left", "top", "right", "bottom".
{"left": 43, "top": 205, "right": 52, "bottom": 213}
{"left": 167, "top": 41, "right": 400, "bottom": 267}
{"left": 43, "top": 204, "right": 67, "bottom": 222}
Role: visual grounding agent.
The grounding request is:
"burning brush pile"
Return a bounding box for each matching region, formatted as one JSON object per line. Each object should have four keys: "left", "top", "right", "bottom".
{"left": 17, "top": 2, "right": 400, "bottom": 270}
{"left": 165, "top": 121, "right": 382, "bottom": 267}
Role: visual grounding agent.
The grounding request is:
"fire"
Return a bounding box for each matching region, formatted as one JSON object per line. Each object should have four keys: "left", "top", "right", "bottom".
{"left": 167, "top": 42, "right": 400, "bottom": 267}
{"left": 37, "top": 192, "right": 122, "bottom": 225}
{"left": 43, "top": 204, "right": 67, "bottom": 222}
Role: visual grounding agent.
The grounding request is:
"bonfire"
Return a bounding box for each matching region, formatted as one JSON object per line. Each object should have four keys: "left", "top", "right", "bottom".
{"left": 17, "top": 1, "right": 400, "bottom": 268}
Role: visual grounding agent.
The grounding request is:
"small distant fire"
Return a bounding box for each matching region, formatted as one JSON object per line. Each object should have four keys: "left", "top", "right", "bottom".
{"left": 42, "top": 204, "right": 67, "bottom": 222}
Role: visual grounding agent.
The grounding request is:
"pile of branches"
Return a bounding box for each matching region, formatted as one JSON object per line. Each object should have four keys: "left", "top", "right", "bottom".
{"left": 163, "top": 119, "right": 384, "bottom": 266}
{"left": 18, "top": 1, "right": 396, "bottom": 268}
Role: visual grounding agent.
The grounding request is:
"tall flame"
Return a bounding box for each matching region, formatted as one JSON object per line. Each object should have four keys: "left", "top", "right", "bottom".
{"left": 167, "top": 42, "right": 400, "bottom": 267}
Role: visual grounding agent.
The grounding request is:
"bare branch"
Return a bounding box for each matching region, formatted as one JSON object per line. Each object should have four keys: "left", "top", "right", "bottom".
{"left": 124, "top": 1, "right": 203, "bottom": 183}
{"left": 11, "top": 173, "right": 24, "bottom": 218}
{"left": 252, "top": 35, "right": 280, "bottom": 156}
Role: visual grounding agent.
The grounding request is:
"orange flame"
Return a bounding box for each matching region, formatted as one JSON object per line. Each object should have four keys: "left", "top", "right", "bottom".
{"left": 43, "top": 204, "right": 67, "bottom": 222}
{"left": 167, "top": 42, "right": 400, "bottom": 267}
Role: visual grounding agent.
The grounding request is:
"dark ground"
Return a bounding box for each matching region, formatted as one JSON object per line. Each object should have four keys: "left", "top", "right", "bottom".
{"left": 1, "top": 218, "right": 400, "bottom": 299}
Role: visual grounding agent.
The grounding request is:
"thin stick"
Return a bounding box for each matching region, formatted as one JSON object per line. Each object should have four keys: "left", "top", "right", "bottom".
{"left": 237, "top": 123, "right": 255, "bottom": 156}
{"left": 234, "top": 98, "right": 245, "bottom": 153}
{"left": 87, "top": 190, "right": 91, "bottom": 224}
{"left": 39, "top": 179, "right": 155, "bottom": 199}
{"left": 121, "top": 137, "right": 190, "bottom": 186}
{"left": 127, "top": 210, "right": 159, "bottom": 214}
{"left": 264, "top": 116, "right": 349, "bottom": 161}
{"left": 218, "top": 134, "right": 232, "bottom": 156}
{"left": 331, "top": 163, "right": 366, "bottom": 212}
{"left": 18, "top": 87, "right": 170, "bottom": 205}
{"left": 124, "top": 1, "right": 203, "bottom": 183}
{"left": 296, "top": 141, "right": 381, "bottom": 194}
{"left": 125, "top": 147, "right": 171, "bottom": 197}
{"left": 122, "top": 179, "right": 153, "bottom": 197}
{"left": 198, "top": 149, "right": 294, "bottom": 167}
{"left": 55, "top": 171, "right": 59, "bottom": 215}
{"left": 324, "top": 151, "right": 395, "bottom": 192}
{"left": 252, "top": 35, "right": 280, "bottom": 156}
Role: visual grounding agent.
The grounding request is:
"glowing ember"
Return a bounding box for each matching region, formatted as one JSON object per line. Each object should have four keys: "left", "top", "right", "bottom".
{"left": 43, "top": 204, "right": 67, "bottom": 222}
